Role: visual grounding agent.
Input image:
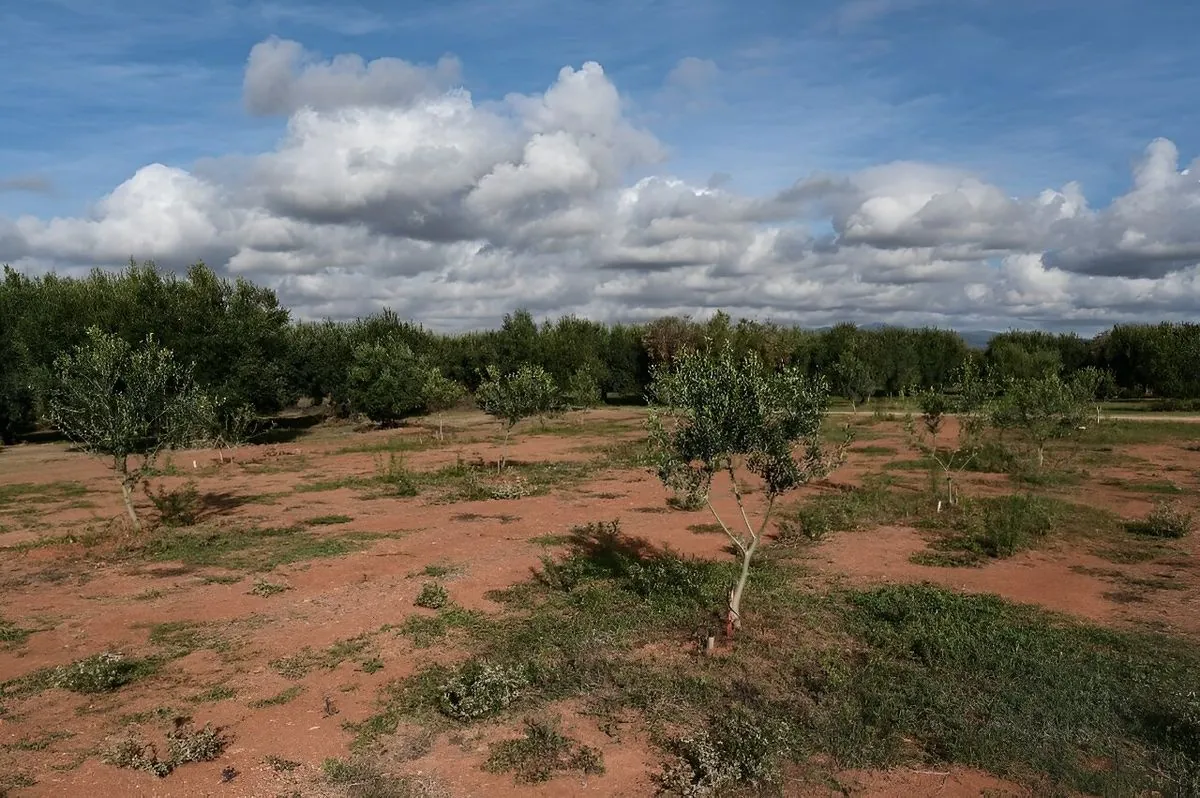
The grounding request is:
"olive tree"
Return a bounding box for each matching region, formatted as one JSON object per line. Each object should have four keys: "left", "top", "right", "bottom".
{"left": 475, "top": 364, "right": 560, "bottom": 473}
{"left": 904, "top": 362, "right": 991, "bottom": 508}
{"left": 648, "top": 341, "right": 842, "bottom": 636}
{"left": 345, "top": 339, "right": 427, "bottom": 426}
{"left": 991, "top": 372, "right": 1092, "bottom": 469}
{"left": 47, "top": 327, "right": 209, "bottom": 530}
{"left": 422, "top": 368, "right": 466, "bottom": 441}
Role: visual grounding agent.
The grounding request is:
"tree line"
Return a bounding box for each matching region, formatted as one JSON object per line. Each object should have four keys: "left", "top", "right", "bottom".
{"left": 3, "top": 261, "right": 1200, "bottom": 443}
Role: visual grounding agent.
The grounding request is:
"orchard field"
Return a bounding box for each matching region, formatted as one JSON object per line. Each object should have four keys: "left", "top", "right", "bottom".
{"left": 1, "top": 402, "right": 1199, "bottom": 797}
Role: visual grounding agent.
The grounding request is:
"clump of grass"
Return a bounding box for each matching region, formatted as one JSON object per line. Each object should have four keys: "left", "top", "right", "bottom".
{"left": 374, "top": 453, "right": 420, "bottom": 497}
{"left": 271, "top": 635, "right": 375, "bottom": 679}
{"left": 912, "top": 494, "right": 1056, "bottom": 565}
{"left": 264, "top": 754, "right": 301, "bottom": 772}
{"left": 145, "top": 482, "right": 202, "bottom": 527}
{"left": 305, "top": 514, "right": 353, "bottom": 526}
{"left": 323, "top": 757, "right": 444, "bottom": 797}
{"left": 420, "top": 563, "right": 456, "bottom": 578}
{"left": 136, "top": 522, "right": 370, "bottom": 571}
{"left": 0, "top": 617, "right": 34, "bottom": 647}
{"left": 438, "top": 660, "right": 532, "bottom": 721}
{"left": 398, "top": 606, "right": 486, "bottom": 649}
{"left": 103, "top": 720, "right": 228, "bottom": 778}
{"left": 1103, "top": 478, "right": 1183, "bottom": 495}
{"left": 147, "top": 621, "right": 231, "bottom": 658}
{"left": 415, "top": 583, "right": 449, "bottom": 610}
{"left": 776, "top": 481, "right": 925, "bottom": 543}
{"left": 250, "top": 685, "right": 304, "bottom": 708}
{"left": 249, "top": 578, "right": 291, "bottom": 597}
{"left": 658, "top": 711, "right": 787, "bottom": 796}
{"left": 0, "top": 481, "right": 88, "bottom": 510}
{"left": 1127, "top": 500, "right": 1194, "bottom": 539}
{"left": 51, "top": 652, "right": 157, "bottom": 694}
{"left": 187, "top": 684, "right": 236, "bottom": 704}
{"left": 484, "top": 717, "right": 605, "bottom": 783}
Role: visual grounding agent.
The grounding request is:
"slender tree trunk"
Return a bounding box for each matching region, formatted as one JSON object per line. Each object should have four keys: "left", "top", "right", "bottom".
{"left": 437, "top": 413, "right": 445, "bottom": 442}
{"left": 118, "top": 464, "right": 140, "bottom": 531}
{"left": 498, "top": 426, "right": 513, "bottom": 475}
{"left": 727, "top": 536, "right": 758, "bottom": 635}
{"left": 1037, "top": 444, "right": 1045, "bottom": 468}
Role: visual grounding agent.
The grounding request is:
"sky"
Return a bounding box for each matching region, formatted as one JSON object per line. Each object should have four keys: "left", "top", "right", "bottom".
{"left": 1, "top": 0, "right": 1199, "bottom": 332}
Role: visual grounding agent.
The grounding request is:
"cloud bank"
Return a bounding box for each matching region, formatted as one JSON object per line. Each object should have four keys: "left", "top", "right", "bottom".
{"left": 5, "top": 38, "right": 1200, "bottom": 330}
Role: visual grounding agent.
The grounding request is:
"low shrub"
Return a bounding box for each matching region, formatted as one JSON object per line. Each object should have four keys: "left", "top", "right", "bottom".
{"left": 484, "top": 717, "right": 605, "bottom": 783}
{"left": 438, "top": 660, "right": 531, "bottom": 720}
{"left": 52, "top": 652, "right": 155, "bottom": 694}
{"left": 1127, "top": 500, "right": 1194, "bottom": 539}
{"left": 415, "top": 583, "right": 449, "bottom": 610}
{"left": 658, "top": 710, "right": 788, "bottom": 796}
{"left": 145, "top": 481, "right": 202, "bottom": 527}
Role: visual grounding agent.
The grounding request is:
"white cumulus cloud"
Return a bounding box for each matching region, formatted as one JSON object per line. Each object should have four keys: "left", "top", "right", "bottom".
{"left": 4, "top": 39, "right": 1200, "bottom": 331}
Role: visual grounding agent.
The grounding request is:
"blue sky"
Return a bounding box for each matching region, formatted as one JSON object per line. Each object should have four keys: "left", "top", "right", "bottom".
{"left": 3, "top": 0, "right": 1197, "bottom": 218}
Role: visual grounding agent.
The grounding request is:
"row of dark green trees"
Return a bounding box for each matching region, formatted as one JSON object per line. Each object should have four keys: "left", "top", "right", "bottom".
{"left": 2, "top": 262, "right": 1199, "bottom": 442}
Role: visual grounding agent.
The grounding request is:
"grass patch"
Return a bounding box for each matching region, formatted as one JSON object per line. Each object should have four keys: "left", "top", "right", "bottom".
{"left": 186, "top": 685, "right": 236, "bottom": 704}
{"left": 103, "top": 720, "right": 228, "bottom": 778}
{"left": 249, "top": 578, "right": 291, "bottom": 597}
{"left": 132, "top": 522, "right": 372, "bottom": 571}
{"left": 0, "top": 652, "right": 160, "bottom": 698}
{"left": 775, "top": 480, "right": 927, "bottom": 543}
{"left": 484, "top": 717, "right": 604, "bottom": 783}
{"left": 264, "top": 754, "right": 301, "bottom": 772}
{"left": 0, "top": 481, "right": 88, "bottom": 511}
{"left": 1126, "top": 500, "right": 1194, "bottom": 539}
{"left": 530, "top": 533, "right": 573, "bottom": 546}
{"left": 249, "top": 685, "right": 304, "bottom": 708}
{"left": 1079, "top": 420, "right": 1200, "bottom": 446}
{"left": 323, "top": 756, "right": 444, "bottom": 797}
{"left": 397, "top": 606, "right": 486, "bottom": 649}
{"left": 415, "top": 583, "right": 449, "bottom": 609}
{"left": 147, "top": 621, "right": 233, "bottom": 658}
{"left": 419, "top": 563, "right": 457, "bottom": 578}
{"left": 352, "top": 520, "right": 1200, "bottom": 796}
{"left": 1, "top": 730, "right": 73, "bottom": 752}
{"left": 0, "top": 617, "right": 35, "bottom": 647}
{"left": 305, "top": 514, "right": 354, "bottom": 526}
{"left": 336, "top": 435, "right": 440, "bottom": 455}
{"left": 852, "top": 445, "right": 898, "bottom": 456}
{"left": 910, "top": 494, "right": 1057, "bottom": 565}
{"left": 1103, "top": 477, "right": 1184, "bottom": 495}
{"left": 271, "top": 634, "right": 377, "bottom": 679}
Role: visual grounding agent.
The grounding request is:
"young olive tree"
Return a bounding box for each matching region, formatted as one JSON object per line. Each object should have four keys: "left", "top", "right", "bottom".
{"left": 47, "top": 327, "right": 209, "bottom": 530}
{"left": 990, "top": 372, "right": 1091, "bottom": 469}
{"left": 903, "top": 362, "right": 991, "bottom": 508}
{"left": 562, "top": 367, "right": 603, "bottom": 411}
{"left": 832, "top": 351, "right": 875, "bottom": 412}
{"left": 648, "top": 342, "right": 842, "bottom": 636}
{"left": 345, "top": 339, "right": 427, "bottom": 426}
{"left": 475, "top": 364, "right": 560, "bottom": 473}
{"left": 422, "top": 368, "right": 466, "bottom": 442}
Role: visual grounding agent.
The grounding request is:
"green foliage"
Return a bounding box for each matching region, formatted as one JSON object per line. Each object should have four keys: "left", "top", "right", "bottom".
{"left": 1126, "top": 500, "right": 1194, "bottom": 539}
{"left": 103, "top": 721, "right": 228, "bottom": 779}
{"left": 915, "top": 494, "right": 1057, "bottom": 565}
{"left": 46, "top": 327, "right": 210, "bottom": 528}
{"left": 484, "top": 718, "right": 605, "bottom": 783}
{"left": 346, "top": 339, "right": 428, "bottom": 425}
{"left": 904, "top": 361, "right": 993, "bottom": 504}
{"left": 438, "top": 660, "right": 532, "bottom": 720}
{"left": 51, "top": 652, "right": 157, "bottom": 693}
{"left": 658, "top": 710, "right": 788, "bottom": 796}
{"left": 475, "top": 363, "right": 561, "bottom": 471}
{"left": 991, "top": 371, "right": 1094, "bottom": 468}
{"left": 562, "top": 367, "right": 603, "bottom": 409}
{"left": 421, "top": 368, "right": 465, "bottom": 440}
{"left": 414, "top": 583, "right": 449, "bottom": 610}
{"left": 144, "top": 481, "right": 202, "bottom": 527}
{"left": 647, "top": 340, "right": 839, "bottom": 629}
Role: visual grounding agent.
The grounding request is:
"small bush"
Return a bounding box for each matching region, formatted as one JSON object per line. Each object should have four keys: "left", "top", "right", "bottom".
{"left": 375, "top": 453, "right": 419, "bottom": 497}
{"left": 438, "top": 660, "right": 531, "bottom": 720}
{"left": 1127, "top": 501, "right": 1194, "bottom": 539}
{"left": 166, "top": 722, "right": 227, "bottom": 764}
{"left": 103, "top": 735, "right": 172, "bottom": 778}
{"left": 415, "top": 583, "right": 449, "bottom": 610}
{"left": 623, "top": 556, "right": 705, "bottom": 603}
{"left": 250, "top": 579, "right": 290, "bottom": 597}
{"left": 658, "top": 711, "right": 788, "bottom": 796}
{"left": 487, "top": 476, "right": 532, "bottom": 500}
{"left": 145, "top": 481, "right": 202, "bottom": 527}
{"left": 51, "top": 652, "right": 154, "bottom": 694}
{"left": 974, "top": 493, "right": 1055, "bottom": 557}
{"left": 484, "top": 717, "right": 605, "bottom": 783}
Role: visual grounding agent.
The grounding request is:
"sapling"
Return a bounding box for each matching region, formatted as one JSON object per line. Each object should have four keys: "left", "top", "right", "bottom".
{"left": 991, "top": 371, "right": 1091, "bottom": 470}
{"left": 903, "top": 361, "right": 991, "bottom": 508}
{"left": 47, "top": 327, "right": 209, "bottom": 530}
{"left": 475, "top": 364, "right": 560, "bottom": 474}
{"left": 422, "top": 368, "right": 465, "bottom": 442}
{"left": 647, "top": 341, "right": 843, "bottom": 636}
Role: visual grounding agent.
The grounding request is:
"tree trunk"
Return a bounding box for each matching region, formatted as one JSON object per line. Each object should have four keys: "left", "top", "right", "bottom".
{"left": 1037, "top": 444, "right": 1045, "bottom": 468}
{"left": 120, "top": 477, "right": 140, "bottom": 531}
{"left": 498, "top": 427, "right": 512, "bottom": 475}
{"left": 726, "top": 538, "right": 758, "bottom": 635}
{"left": 437, "top": 413, "right": 444, "bottom": 442}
